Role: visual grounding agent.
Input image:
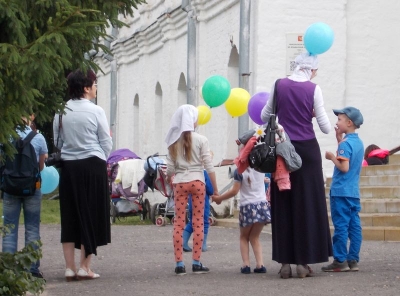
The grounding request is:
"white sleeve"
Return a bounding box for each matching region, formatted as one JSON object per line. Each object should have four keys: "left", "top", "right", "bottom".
{"left": 97, "top": 108, "right": 113, "bottom": 157}
{"left": 313, "top": 85, "right": 331, "bottom": 134}
{"left": 53, "top": 114, "right": 63, "bottom": 149}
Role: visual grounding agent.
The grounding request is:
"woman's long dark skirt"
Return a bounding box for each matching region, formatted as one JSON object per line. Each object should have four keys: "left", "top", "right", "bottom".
{"left": 271, "top": 138, "right": 332, "bottom": 265}
{"left": 59, "top": 156, "right": 111, "bottom": 257}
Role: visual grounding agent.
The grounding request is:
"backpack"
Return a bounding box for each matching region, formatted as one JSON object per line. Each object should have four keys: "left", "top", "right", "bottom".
{"left": 0, "top": 131, "right": 40, "bottom": 196}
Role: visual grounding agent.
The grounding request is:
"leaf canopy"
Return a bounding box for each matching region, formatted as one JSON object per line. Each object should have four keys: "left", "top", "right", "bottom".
{"left": 0, "top": 0, "right": 146, "bottom": 158}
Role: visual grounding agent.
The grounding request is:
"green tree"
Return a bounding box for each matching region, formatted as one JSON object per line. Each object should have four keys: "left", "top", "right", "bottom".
{"left": 0, "top": 225, "right": 44, "bottom": 296}
{"left": 0, "top": 0, "right": 146, "bottom": 158}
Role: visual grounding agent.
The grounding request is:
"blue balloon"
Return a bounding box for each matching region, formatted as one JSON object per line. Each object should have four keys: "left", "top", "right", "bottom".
{"left": 41, "top": 166, "right": 59, "bottom": 194}
{"left": 304, "top": 22, "right": 334, "bottom": 55}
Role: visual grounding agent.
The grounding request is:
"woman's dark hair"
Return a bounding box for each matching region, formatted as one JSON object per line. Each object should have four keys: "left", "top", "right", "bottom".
{"left": 364, "top": 144, "right": 380, "bottom": 160}
{"left": 67, "top": 69, "right": 97, "bottom": 100}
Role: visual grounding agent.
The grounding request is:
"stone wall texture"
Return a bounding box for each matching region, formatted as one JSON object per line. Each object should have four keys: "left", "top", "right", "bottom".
{"left": 95, "top": 0, "right": 400, "bottom": 181}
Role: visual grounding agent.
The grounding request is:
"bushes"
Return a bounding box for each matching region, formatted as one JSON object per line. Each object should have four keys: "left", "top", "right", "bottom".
{"left": 0, "top": 226, "right": 45, "bottom": 296}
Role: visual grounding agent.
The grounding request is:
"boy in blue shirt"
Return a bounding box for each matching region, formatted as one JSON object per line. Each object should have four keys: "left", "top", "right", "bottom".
{"left": 322, "top": 107, "right": 364, "bottom": 272}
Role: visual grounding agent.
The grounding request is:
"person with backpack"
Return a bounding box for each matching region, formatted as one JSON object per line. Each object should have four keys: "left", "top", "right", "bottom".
{"left": 1, "top": 117, "right": 48, "bottom": 279}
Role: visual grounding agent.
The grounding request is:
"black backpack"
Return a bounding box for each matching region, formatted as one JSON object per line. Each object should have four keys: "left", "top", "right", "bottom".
{"left": 0, "top": 131, "right": 40, "bottom": 196}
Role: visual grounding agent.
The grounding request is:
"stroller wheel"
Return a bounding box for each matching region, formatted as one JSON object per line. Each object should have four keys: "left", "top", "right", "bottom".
{"left": 156, "top": 216, "right": 166, "bottom": 227}
{"left": 171, "top": 216, "right": 175, "bottom": 225}
{"left": 208, "top": 216, "right": 216, "bottom": 226}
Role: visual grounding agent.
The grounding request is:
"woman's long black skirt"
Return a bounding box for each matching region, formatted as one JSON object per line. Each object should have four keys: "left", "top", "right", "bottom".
{"left": 59, "top": 156, "right": 111, "bottom": 256}
{"left": 271, "top": 138, "right": 332, "bottom": 265}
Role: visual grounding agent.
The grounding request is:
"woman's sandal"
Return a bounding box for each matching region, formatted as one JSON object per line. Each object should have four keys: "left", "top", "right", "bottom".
{"left": 296, "top": 264, "right": 313, "bottom": 278}
{"left": 77, "top": 268, "right": 100, "bottom": 280}
{"left": 65, "top": 268, "right": 77, "bottom": 282}
{"left": 279, "top": 264, "right": 292, "bottom": 279}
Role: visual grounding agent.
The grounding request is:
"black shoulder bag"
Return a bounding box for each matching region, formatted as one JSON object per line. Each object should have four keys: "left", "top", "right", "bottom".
{"left": 248, "top": 79, "right": 280, "bottom": 173}
{"left": 45, "top": 114, "right": 63, "bottom": 168}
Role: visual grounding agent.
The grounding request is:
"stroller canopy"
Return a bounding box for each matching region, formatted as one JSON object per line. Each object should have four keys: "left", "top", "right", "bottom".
{"left": 107, "top": 149, "right": 140, "bottom": 164}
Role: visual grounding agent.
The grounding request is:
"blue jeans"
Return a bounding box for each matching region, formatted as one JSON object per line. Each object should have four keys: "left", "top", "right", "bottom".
{"left": 2, "top": 190, "right": 42, "bottom": 273}
{"left": 330, "top": 195, "right": 362, "bottom": 262}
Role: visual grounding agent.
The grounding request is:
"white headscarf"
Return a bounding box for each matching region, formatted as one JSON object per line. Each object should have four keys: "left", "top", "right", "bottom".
{"left": 293, "top": 52, "right": 319, "bottom": 80}
{"left": 165, "top": 104, "right": 198, "bottom": 147}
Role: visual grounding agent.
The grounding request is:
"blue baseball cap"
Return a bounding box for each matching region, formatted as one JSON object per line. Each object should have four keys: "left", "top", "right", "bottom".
{"left": 333, "top": 106, "right": 364, "bottom": 128}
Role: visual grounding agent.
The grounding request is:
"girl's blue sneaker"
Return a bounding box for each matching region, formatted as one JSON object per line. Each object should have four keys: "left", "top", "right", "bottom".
{"left": 254, "top": 265, "right": 267, "bottom": 273}
{"left": 240, "top": 266, "right": 251, "bottom": 274}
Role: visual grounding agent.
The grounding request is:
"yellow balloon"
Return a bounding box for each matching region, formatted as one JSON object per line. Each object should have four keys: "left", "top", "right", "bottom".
{"left": 197, "top": 105, "right": 212, "bottom": 125}
{"left": 224, "top": 88, "right": 251, "bottom": 117}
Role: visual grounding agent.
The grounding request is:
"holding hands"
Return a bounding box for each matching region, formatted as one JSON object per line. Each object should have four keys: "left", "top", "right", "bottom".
{"left": 211, "top": 193, "right": 222, "bottom": 205}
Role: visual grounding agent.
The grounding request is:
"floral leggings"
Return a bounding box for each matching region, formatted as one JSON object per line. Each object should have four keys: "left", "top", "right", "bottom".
{"left": 173, "top": 180, "right": 205, "bottom": 262}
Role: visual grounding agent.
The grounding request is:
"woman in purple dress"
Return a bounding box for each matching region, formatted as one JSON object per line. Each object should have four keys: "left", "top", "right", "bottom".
{"left": 261, "top": 52, "right": 333, "bottom": 279}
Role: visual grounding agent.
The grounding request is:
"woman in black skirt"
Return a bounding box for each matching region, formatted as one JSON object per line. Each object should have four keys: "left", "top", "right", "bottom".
{"left": 53, "top": 69, "right": 112, "bottom": 281}
{"left": 261, "top": 52, "right": 333, "bottom": 279}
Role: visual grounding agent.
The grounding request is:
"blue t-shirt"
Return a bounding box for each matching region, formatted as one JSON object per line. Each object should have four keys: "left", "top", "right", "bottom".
{"left": 17, "top": 126, "right": 48, "bottom": 162}
{"left": 330, "top": 133, "right": 364, "bottom": 198}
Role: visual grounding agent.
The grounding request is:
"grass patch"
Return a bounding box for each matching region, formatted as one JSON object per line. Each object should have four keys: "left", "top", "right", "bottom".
{"left": 0, "top": 199, "right": 61, "bottom": 225}
{"left": 0, "top": 195, "right": 152, "bottom": 226}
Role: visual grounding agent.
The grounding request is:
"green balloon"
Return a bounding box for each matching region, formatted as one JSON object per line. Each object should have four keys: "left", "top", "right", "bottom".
{"left": 201, "top": 75, "right": 231, "bottom": 107}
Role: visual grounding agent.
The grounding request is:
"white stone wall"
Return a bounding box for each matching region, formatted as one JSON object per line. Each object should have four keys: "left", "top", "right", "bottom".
{"left": 95, "top": 0, "right": 400, "bottom": 187}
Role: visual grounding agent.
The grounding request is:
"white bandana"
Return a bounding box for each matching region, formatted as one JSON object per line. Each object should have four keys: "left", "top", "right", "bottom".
{"left": 165, "top": 104, "right": 198, "bottom": 147}
{"left": 292, "top": 52, "right": 319, "bottom": 80}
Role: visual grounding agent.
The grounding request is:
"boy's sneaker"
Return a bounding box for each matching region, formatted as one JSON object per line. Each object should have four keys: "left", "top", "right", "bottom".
{"left": 241, "top": 266, "right": 251, "bottom": 274}
{"left": 175, "top": 266, "right": 186, "bottom": 275}
{"left": 192, "top": 263, "right": 210, "bottom": 274}
{"left": 348, "top": 260, "right": 359, "bottom": 271}
{"left": 321, "top": 260, "right": 350, "bottom": 272}
{"left": 253, "top": 265, "right": 267, "bottom": 273}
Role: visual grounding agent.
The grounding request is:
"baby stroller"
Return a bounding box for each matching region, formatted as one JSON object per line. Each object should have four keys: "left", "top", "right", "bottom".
{"left": 107, "top": 149, "right": 150, "bottom": 224}
{"left": 143, "top": 153, "right": 185, "bottom": 226}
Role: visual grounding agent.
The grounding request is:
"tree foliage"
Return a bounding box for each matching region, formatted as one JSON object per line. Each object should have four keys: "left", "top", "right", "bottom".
{"left": 0, "top": 0, "right": 146, "bottom": 158}
{"left": 0, "top": 225, "right": 44, "bottom": 296}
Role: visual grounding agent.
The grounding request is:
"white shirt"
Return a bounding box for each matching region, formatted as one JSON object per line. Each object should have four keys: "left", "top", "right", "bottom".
{"left": 53, "top": 99, "right": 112, "bottom": 161}
{"left": 235, "top": 168, "right": 266, "bottom": 206}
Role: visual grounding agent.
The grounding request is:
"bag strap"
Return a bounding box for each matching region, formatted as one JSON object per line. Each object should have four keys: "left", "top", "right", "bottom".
{"left": 271, "top": 79, "right": 280, "bottom": 119}
{"left": 19, "top": 131, "right": 37, "bottom": 150}
{"left": 265, "top": 79, "right": 280, "bottom": 145}
{"left": 56, "top": 114, "right": 62, "bottom": 148}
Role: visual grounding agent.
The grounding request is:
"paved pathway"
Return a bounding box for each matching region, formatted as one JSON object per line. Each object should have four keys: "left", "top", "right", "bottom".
{"left": 35, "top": 224, "right": 400, "bottom": 296}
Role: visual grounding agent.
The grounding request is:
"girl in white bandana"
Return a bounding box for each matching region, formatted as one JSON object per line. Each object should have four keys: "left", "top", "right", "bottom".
{"left": 165, "top": 104, "right": 219, "bottom": 275}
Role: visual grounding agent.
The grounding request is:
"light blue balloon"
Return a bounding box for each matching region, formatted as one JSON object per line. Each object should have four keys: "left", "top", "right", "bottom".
{"left": 41, "top": 166, "right": 59, "bottom": 194}
{"left": 304, "top": 22, "right": 334, "bottom": 55}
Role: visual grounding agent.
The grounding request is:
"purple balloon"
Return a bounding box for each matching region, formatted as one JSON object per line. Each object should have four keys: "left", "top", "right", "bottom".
{"left": 248, "top": 92, "right": 269, "bottom": 125}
